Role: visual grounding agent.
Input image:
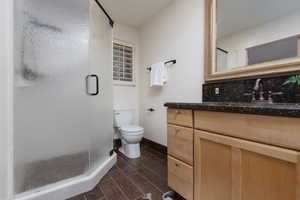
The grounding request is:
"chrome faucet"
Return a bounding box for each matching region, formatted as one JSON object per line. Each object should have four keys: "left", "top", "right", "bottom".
{"left": 244, "top": 78, "right": 283, "bottom": 104}
{"left": 253, "top": 79, "right": 265, "bottom": 101}
{"left": 244, "top": 79, "right": 266, "bottom": 103}
{"left": 253, "top": 79, "right": 262, "bottom": 91}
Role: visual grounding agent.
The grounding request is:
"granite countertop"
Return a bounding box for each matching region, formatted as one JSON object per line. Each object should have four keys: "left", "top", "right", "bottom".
{"left": 164, "top": 102, "right": 300, "bottom": 118}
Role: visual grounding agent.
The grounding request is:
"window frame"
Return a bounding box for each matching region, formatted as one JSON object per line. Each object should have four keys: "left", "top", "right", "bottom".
{"left": 113, "top": 39, "right": 136, "bottom": 86}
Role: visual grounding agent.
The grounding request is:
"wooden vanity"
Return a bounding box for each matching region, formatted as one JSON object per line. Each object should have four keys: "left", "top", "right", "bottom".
{"left": 173, "top": 0, "right": 300, "bottom": 198}
{"left": 166, "top": 106, "right": 300, "bottom": 200}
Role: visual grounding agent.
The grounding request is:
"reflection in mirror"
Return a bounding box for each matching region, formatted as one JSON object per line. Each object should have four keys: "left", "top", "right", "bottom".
{"left": 216, "top": 0, "right": 300, "bottom": 72}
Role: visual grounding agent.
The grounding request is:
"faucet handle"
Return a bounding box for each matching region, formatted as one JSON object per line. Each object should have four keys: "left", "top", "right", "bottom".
{"left": 244, "top": 91, "right": 256, "bottom": 101}
{"left": 269, "top": 91, "right": 283, "bottom": 96}
{"left": 268, "top": 91, "right": 283, "bottom": 97}
{"left": 268, "top": 91, "right": 283, "bottom": 103}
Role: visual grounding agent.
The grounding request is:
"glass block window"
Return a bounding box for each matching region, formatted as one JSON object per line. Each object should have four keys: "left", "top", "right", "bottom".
{"left": 113, "top": 42, "right": 134, "bottom": 82}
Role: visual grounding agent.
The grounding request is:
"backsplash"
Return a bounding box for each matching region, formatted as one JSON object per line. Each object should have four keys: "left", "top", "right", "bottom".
{"left": 203, "top": 75, "right": 300, "bottom": 103}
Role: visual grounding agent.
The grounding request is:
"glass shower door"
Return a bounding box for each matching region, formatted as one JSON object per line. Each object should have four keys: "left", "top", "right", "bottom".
{"left": 88, "top": 1, "right": 114, "bottom": 171}
{"left": 13, "top": 0, "right": 113, "bottom": 195}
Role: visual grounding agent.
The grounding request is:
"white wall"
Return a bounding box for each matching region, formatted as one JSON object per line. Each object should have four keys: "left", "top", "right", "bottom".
{"left": 218, "top": 11, "right": 300, "bottom": 69}
{"left": 113, "top": 23, "right": 140, "bottom": 134}
{"left": 139, "top": 0, "right": 204, "bottom": 145}
{"left": 0, "top": 0, "right": 13, "bottom": 199}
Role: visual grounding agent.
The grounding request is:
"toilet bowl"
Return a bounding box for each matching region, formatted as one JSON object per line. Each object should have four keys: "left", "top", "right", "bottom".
{"left": 114, "top": 109, "right": 144, "bottom": 159}
{"left": 119, "top": 125, "right": 144, "bottom": 158}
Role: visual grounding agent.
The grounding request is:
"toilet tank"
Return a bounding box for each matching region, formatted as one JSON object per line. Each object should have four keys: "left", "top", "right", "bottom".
{"left": 113, "top": 109, "right": 134, "bottom": 128}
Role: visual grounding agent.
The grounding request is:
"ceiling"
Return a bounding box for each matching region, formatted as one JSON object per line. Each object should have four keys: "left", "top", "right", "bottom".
{"left": 99, "top": 0, "right": 173, "bottom": 27}
{"left": 218, "top": 0, "right": 300, "bottom": 38}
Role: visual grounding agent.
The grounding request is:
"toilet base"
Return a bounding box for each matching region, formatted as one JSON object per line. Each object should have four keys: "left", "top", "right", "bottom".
{"left": 120, "top": 141, "right": 141, "bottom": 159}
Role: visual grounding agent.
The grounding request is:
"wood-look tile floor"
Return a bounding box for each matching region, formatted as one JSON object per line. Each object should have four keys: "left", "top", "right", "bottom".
{"left": 68, "top": 145, "right": 185, "bottom": 200}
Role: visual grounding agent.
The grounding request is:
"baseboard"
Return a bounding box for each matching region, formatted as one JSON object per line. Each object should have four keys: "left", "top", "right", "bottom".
{"left": 14, "top": 153, "right": 117, "bottom": 200}
{"left": 141, "top": 138, "right": 167, "bottom": 155}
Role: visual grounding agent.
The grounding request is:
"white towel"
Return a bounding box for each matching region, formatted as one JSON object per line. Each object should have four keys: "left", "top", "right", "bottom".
{"left": 150, "top": 62, "right": 167, "bottom": 87}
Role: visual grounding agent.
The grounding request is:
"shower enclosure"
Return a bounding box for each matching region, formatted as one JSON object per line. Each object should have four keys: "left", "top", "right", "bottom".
{"left": 13, "top": 0, "right": 113, "bottom": 197}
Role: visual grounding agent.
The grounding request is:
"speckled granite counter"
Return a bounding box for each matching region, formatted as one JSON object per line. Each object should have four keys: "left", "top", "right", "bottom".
{"left": 164, "top": 102, "right": 300, "bottom": 118}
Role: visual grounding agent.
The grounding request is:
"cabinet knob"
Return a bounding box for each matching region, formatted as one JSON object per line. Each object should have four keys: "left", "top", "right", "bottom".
{"left": 175, "top": 163, "right": 180, "bottom": 167}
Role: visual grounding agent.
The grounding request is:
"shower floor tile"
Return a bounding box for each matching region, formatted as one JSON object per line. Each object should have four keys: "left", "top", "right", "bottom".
{"left": 68, "top": 144, "right": 185, "bottom": 200}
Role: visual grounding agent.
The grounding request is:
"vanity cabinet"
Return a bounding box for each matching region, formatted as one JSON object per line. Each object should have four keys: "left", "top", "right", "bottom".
{"left": 166, "top": 107, "right": 300, "bottom": 200}
{"left": 194, "top": 130, "right": 299, "bottom": 200}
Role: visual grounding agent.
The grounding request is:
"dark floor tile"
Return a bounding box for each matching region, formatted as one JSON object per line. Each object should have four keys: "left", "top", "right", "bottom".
{"left": 117, "top": 151, "right": 143, "bottom": 167}
{"left": 116, "top": 150, "right": 169, "bottom": 193}
{"left": 128, "top": 173, "right": 162, "bottom": 200}
{"left": 84, "top": 194, "right": 96, "bottom": 200}
{"left": 116, "top": 155, "right": 138, "bottom": 176}
{"left": 137, "top": 166, "right": 170, "bottom": 193}
{"left": 141, "top": 145, "right": 166, "bottom": 159}
{"left": 118, "top": 150, "right": 167, "bottom": 181}
{"left": 69, "top": 144, "right": 182, "bottom": 200}
{"left": 100, "top": 178, "right": 127, "bottom": 200}
{"left": 146, "top": 147, "right": 167, "bottom": 162}
{"left": 110, "top": 166, "right": 142, "bottom": 200}
{"left": 99, "top": 166, "right": 117, "bottom": 185}
{"left": 174, "top": 193, "right": 187, "bottom": 200}
{"left": 84, "top": 185, "right": 104, "bottom": 200}
{"left": 67, "top": 194, "right": 86, "bottom": 200}
{"left": 142, "top": 146, "right": 167, "bottom": 161}
{"left": 140, "top": 155, "right": 167, "bottom": 179}
{"left": 137, "top": 153, "right": 166, "bottom": 176}
{"left": 174, "top": 195, "right": 186, "bottom": 200}
{"left": 99, "top": 173, "right": 111, "bottom": 185}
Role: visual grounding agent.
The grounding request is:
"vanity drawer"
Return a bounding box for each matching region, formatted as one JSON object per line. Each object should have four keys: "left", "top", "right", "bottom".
{"left": 194, "top": 111, "right": 300, "bottom": 150}
{"left": 168, "top": 156, "right": 193, "bottom": 200}
{"left": 167, "top": 109, "right": 193, "bottom": 127}
{"left": 168, "top": 125, "right": 194, "bottom": 165}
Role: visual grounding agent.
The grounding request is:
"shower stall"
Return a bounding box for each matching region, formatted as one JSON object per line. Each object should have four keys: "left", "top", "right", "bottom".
{"left": 13, "top": 0, "right": 115, "bottom": 199}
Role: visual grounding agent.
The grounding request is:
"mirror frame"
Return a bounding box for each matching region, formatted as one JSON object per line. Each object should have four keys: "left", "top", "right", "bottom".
{"left": 204, "top": 0, "right": 300, "bottom": 82}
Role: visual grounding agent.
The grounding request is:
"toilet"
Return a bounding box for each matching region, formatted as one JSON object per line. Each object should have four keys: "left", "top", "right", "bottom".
{"left": 114, "top": 109, "right": 144, "bottom": 158}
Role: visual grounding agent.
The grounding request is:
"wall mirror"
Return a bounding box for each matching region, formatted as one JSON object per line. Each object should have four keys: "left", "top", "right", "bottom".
{"left": 205, "top": 0, "right": 300, "bottom": 81}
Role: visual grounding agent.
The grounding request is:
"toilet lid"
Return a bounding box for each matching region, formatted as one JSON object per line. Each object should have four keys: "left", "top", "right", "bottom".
{"left": 120, "top": 125, "right": 144, "bottom": 133}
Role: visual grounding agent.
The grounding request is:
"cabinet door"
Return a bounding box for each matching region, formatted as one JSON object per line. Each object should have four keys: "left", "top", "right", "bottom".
{"left": 194, "top": 130, "right": 300, "bottom": 200}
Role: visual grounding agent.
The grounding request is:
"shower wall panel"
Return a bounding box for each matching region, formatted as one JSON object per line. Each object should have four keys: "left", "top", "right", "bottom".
{"left": 14, "top": 0, "right": 93, "bottom": 194}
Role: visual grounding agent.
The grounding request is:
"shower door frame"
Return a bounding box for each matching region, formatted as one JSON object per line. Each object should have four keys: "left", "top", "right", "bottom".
{"left": 1, "top": 0, "right": 15, "bottom": 199}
